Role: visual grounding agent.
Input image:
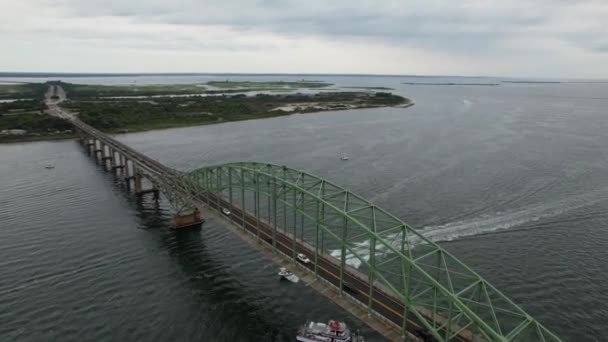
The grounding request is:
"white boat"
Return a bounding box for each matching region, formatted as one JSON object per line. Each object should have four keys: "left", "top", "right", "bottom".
{"left": 278, "top": 267, "right": 299, "bottom": 283}
{"left": 221, "top": 207, "right": 231, "bottom": 215}
{"left": 278, "top": 267, "right": 292, "bottom": 278}
{"left": 45, "top": 164, "right": 55, "bottom": 169}
{"left": 297, "top": 320, "right": 364, "bottom": 342}
{"left": 297, "top": 253, "right": 311, "bottom": 264}
{"left": 340, "top": 156, "right": 349, "bottom": 161}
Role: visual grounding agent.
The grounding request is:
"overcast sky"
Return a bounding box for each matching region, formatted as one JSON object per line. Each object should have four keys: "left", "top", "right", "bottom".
{"left": 1, "top": 0, "right": 606, "bottom": 78}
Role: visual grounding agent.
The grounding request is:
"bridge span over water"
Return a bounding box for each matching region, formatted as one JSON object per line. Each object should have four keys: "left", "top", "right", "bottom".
{"left": 49, "top": 90, "right": 561, "bottom": 342}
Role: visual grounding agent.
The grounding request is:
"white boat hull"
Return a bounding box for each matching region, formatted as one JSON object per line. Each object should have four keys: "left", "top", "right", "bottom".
{"left": 296, "top": 336, "right": 355, "bottom": 342}
{"left": 297, "top": 320, "right": 362, "bottom": 342}
{"left": 296, "top": 337, "right": 317, "bottom": 342}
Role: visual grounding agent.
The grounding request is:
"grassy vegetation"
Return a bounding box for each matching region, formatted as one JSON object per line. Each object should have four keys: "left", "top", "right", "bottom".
{"left": 0, "top": 83, "right": 71, "bottom": 143}
{"left": 58, "top": 82, "right": 207, "bottom": 98}
{"left": 0, "top": 99, "right": 45, "bottom": 114}
{"left": 0, "top": 83, "right": 48, "bottom": 100}
{"left": 343, "top": 86, "right": 395, "bottom": 90}
{"left": 0, "top": 112, "right": 72, "bottom": 131}
{"left": 206, "top": 80, "right": 332, "bottom": 90}
{"left": 0, "top": 133, "right": 74, "bottom": 143}
{"left": 0, "top": 80, "right": 412, "bottom": 142}
{"left": 51, "top": 80, "right": 333, "bottom": 99}
{"left": 66, "top": 91, "right": 409, "bottom": 132}
{"left": 0, "top": 112, "right": 74, "bottom": 143}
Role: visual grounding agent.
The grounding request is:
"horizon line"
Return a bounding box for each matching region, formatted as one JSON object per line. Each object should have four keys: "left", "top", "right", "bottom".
{"left": 0, "top": 71, "right": 605, "bottom": 82}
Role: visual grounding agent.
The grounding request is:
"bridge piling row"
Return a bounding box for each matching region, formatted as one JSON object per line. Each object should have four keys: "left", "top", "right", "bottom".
{"left": 57, "top": 102, "right": 205, "bottom": 228}
{"left": 77, "top": 133, "right": 159, "bottom": 201}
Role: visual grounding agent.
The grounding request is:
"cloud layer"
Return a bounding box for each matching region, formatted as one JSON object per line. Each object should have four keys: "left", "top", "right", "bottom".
{"left": 1, "top": 0, "right": 606, "bottom": 77}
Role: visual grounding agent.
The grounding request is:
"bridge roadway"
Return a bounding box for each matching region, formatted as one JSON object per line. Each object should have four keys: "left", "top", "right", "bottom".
{"left": 65, "top": 116, "right": 466, "bottom": 341}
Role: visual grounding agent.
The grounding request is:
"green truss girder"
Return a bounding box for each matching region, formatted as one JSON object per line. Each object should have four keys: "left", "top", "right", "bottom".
{"left": 146, "top": 173, "right": 198, "bottom": 214}
{"left": 184, "top": 162, "right": 560, "bottom": 342}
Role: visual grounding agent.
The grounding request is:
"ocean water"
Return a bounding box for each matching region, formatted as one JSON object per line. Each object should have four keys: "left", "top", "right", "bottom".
{"left": 2, "top": 74, "right": 608, "bottom": 341}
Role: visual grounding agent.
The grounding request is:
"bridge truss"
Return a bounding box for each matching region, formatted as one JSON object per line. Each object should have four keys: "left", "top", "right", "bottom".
{"left": 181, "top": 162, "right": 561, "bottom": 342}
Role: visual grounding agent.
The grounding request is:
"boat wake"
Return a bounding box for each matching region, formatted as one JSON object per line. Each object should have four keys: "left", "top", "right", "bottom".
{"left": 330, "top": 188, "right": 607, "bottom": 268}
{"left": 421, "top": 188, "right": 607, "bottom": 242}
{"left": 285, "top": 274, "right": 299, "bottom": 283}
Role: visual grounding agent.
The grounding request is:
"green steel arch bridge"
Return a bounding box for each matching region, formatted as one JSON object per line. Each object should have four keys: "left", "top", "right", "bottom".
{"left": 185, "top": 163, "right": 561, "bottom": 342}
{"left": 60, "top": 100, "right": 560, "bottom": 341}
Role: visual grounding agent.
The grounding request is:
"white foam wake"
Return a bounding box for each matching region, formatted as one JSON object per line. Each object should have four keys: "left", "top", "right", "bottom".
{"left": 421, "top": 188, "right": 606, "bottom": 242}
{"left": 330, "top": 188, "right": 607, "bottom": 268}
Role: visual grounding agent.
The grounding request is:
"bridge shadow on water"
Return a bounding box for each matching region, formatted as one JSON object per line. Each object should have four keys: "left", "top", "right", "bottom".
{"left": 158, "top": 228, "right": 295, "bottom": 341}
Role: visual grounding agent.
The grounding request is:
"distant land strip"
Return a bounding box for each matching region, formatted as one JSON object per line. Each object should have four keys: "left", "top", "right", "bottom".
{"left": 402, "top": 82, "right": 499, "bottom": 86}
{"left": 0, "top": 80, "right": 28, "bottom": 84}
{"left": 343, "top": 86, "right": 394, "bottom": 90}
{"left": 501, "top": 80, "right": 561, "bottom": 84}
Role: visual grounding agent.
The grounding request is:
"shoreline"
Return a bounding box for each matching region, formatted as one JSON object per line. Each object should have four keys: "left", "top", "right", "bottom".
{"left": 1, "top": 82, "right": 414, "bottom": 143}
{"left": 0, "top": 101, "right": 414, "bottom": 143}
{"left": 101, "top": 100, "right": 415, "bottom": 134}
{"left": 0, "top": 133, "right": 76, "bottom": 144}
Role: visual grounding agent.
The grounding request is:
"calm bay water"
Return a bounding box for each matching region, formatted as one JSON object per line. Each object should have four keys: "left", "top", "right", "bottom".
{"left": 2, "top": 75, "right": 608, "bottom": 341}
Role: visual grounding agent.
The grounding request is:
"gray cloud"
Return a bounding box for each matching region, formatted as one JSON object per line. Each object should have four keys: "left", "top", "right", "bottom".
{"left": 1, "top": 0, "right": 607, "bottom": 76}
{"left": 55, "top": 0, "right": 607, "bottom": 55}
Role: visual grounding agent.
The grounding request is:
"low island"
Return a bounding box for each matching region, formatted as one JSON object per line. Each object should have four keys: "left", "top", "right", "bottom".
{"left": 0, "top": 81, "right": 412, "bottom": 142}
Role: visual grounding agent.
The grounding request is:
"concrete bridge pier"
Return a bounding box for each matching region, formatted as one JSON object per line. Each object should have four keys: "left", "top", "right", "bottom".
{"left": 107, "top": 147, "right": 115, "bottom": 170}
{"left": 124, "top": 159, "right": 135, "bottom": 187}
{"left": 119, "top": 155, "right": 127, "bottom": 175}
{"left": 133, "top": 173, "right": 160, "bottom": 201}
{"left": 85, "top": 138, "right": 95, "bottom": 154}
{"left": 111, "top": 150, "right": 125, "bottom": 174}
{"left": 110, "top": 147, "right": 118, "bottom": 171}
{"left": 134, "top": 172, "right": 142, "bottom": 193}
{"left": 93, "top": 139, "right": 103, "bottom": 161}
{"left": 173, "top": 207, "right": 204, "bottom": 230}
{"left": 101, "top": 144, "right": 113, "bottom": 170}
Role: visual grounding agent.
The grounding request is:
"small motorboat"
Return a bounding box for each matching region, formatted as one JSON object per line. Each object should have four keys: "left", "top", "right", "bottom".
{"left": 278, "top": 267, "right": 299, "bottom": 283}
{"left": 278, "top": 267, "right": 292, "bottom": 278}
{"left": 297, "top": 253, "right": 311, "bottom": 264}
{"left": 221, "top": 207, "right": 231, "bottom": 215}
{"left": 340, "top": 156, "right": 349, "bottom": 161}
{"left": 297, "top": 320, "right": 364, "bottom": 342}
{"left": 45, "top": 164, "right": 55, "bottom": 169}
